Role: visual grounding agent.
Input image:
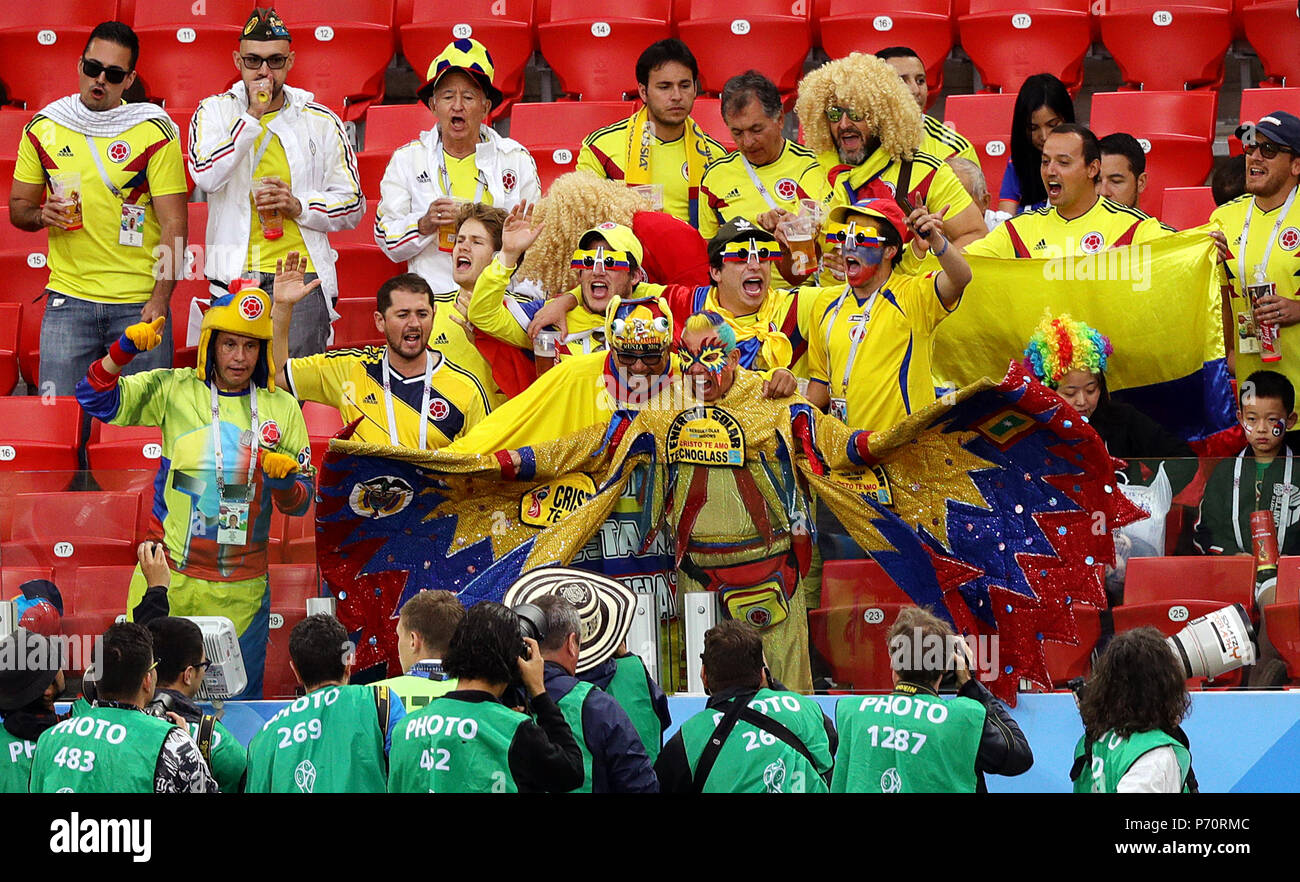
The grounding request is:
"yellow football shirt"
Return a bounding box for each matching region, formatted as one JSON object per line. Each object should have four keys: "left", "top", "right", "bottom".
{"left": 576, "top": 115, "right": 727, "bottom": 227}
{"left": 921, "top": 114, "right": 979, "bottom": 164}
{"left": 1212, "top": 191, "right": 1300, "bottom": 391}
{"left": 247, "top": 109, "right": 313, "bottom": 272}
{"left": 442, "top": 151, "right": 493, "bottom": 204}
{"left": 428, "top": 288, "right": 507, "bottom": 410}
{"left": 698, "top": 140, "right": 829, "bottom": 239}
{"left": 283, "top": 346, "right": 490, "bottom": 448}
{"left": 14, "top": 113, "right": 187, "bottom": 303}
{"left": 804, "top": 272, "right": 953, "bottom": 431}
{"left": 964, "top": 195, "right": 1171, "bottom": 259}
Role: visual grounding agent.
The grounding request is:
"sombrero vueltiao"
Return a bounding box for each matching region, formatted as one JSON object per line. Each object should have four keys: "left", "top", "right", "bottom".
{"left": 503, "top": 568, "right": 637, "bottom": 675}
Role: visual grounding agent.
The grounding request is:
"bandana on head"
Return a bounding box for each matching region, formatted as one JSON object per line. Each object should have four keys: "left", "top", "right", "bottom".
{"left": 242, "top": 7, "right": 292, "bottom": 41}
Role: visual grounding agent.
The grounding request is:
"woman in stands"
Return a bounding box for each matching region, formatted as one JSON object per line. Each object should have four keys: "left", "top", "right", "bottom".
{"left": 1072, "top": 627, "right": 1195, "bottom": 793}
{"left": 997, "top": 73, "right": 1076, "bottom": 215}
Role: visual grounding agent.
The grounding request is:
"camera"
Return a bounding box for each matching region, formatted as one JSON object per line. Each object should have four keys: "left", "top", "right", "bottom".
{"left": 513, "top": 603, "right": 548, "bottom": 659}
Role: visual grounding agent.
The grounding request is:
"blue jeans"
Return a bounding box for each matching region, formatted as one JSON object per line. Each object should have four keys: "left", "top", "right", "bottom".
{"left": 39, "top": 291, "right": 173, "bottom": 397}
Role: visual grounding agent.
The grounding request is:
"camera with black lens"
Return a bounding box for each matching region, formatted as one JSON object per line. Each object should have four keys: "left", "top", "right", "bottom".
{"left": 513, "top": 602, "right": 548, "bottom": 659}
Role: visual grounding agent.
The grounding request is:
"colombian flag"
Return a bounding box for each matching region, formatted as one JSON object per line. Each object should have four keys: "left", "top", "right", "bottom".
{"left": 934, "top": 230, "right": 1233, "bottom": 440}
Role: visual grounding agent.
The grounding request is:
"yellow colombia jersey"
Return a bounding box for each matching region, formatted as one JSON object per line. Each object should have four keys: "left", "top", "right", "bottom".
{"left": 15, "top": 113, "right": 187, "bottom": 303}
{"left": 804, "top": 272, "right": 954, "bottom": 432}
{"left": 820, "top": 148, "right": 973, "bottom": 277}
{"left": 576, "top": 115, "right": 726, "bottom": 225}
{"left": 429, "top": 289, "right": 507, "bottom": 410}
{"left": 442, "top": 151, "right": 493, "bottom": 204}
{"left": 283, "top": 346, "right": 490, "bottom": 448}
{"left": 247, "top": 109, "right": 313, "bottom": 273}
{"left": 698, "top": 140, "right": 830, "bottom": 239}
{"left": 922, "top": 114, "right": 979, "bottom": 164}
{"left": 964, "top": 195, "right": 1172, "bottom": 259}
{"left": 1212, "top": 192, "right": 1300, "bottom": 395}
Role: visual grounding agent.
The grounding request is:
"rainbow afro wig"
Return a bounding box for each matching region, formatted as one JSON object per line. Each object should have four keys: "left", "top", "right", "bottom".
{"left": 1023, "top": 314, "right": 1113, "bottom": 389}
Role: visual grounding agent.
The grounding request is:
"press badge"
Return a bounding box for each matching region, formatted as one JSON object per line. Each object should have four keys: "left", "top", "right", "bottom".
{"left": 830, "top": 398, "right": 848, "bottom": 422}
{"left": 217, "top": 499, "right": 250, "bottom": 545}
{"left": 119, "top": 204, "right": 145, "bottom": 247}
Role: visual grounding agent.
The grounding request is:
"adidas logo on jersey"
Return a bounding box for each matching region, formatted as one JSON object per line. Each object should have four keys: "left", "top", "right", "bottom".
{"left": 363, "top": 393, "right": 378, "bottom": 404}
{"left": 1033, "top": 238, "right": 1047, "bottom": 251}
{"left": 416, "top": 171, "right": 431, "bottom": 184}
{"left": 57, "top": 146, "right": 74, "bottom": 157}
{"left": 432, "top": 333, "right": 448, "bottom": 344}
{"left": 724, "top": 188, "right": 741, "bottom": 200}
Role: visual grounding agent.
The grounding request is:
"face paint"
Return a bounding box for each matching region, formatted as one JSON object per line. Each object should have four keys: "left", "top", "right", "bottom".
{"left": 679, "top": 337, "right": 730, "bottom": 375}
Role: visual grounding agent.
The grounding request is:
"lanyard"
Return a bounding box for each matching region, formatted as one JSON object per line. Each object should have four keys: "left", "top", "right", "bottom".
{"left": 252, "top": 118, "right": 278, "bottom": 174}
{"left": 210, "top": 382, "right": 259, "bottom": 501}
{"left": 823, "top": 284, "right": 880, "bottom": 394}
{"left": 1239, "top": 184, "right": 1299, "bottom": 290}
{"left": 438, "top": 148, "right": 485, "bottom": 203}
{"left": 84, "top": 135, "right": 124, "bottom": 199}
{"left": 740, "top": 155, "right": 779, "bottom": 211}
{"left": 1233, "top": 448, "right": 1293, "bottom": 552}
{"left": 382, "top": 350, "right": 435, "bottom": 450}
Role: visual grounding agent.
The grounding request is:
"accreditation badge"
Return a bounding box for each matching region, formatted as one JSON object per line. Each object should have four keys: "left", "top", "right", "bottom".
{"left": 217, "top": 498, "right": 250, "bottom": 545}
{"left": 829, "top": 397, "right": 848, "bottom": 423}
{"left": 119, "top": 204, "right": 145, "bottom": 247}
{"left": 665, "top": 406, "right": 746, "bottom": 466}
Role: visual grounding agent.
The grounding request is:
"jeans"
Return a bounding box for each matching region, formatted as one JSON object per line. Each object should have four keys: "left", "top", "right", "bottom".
{"left": 39, "top": 291, "right": 173, "bottom": 397}
{"left": 255, "top": 271, "right": 329, "bottom": 358}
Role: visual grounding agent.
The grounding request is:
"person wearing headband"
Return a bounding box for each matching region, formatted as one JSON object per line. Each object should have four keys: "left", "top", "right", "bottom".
{"left": 9, "top": 20, "right": 187, "bottom": 397}
{"left": 375, "top": 38, "right": 541, "bottom": 294}
{"left": 189, "top": 6, "right": 364, "bottom": 357}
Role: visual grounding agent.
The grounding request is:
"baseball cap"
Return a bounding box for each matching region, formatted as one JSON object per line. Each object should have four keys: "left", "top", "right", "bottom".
{"left": 578, "top": 222, "right": 644, "bottom": 266}
{"left": 418, "top": 38, "right": 504, "bottom": 107}
{"left": 827, "top": 197, "right": 912, "bottom": 244}
{"left": 706, "top": 217, "right": 779, "bottom": 263}
{"left": 1236, "top": 111, "right": 1300, "bottom": 154}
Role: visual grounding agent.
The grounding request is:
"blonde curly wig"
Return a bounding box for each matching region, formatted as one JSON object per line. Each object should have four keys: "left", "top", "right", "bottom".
{"left": 517, "top": 171, "right": 653, "bottom": 296}
{"left": 795, "top": 53, "right": 923, "bottom": 161}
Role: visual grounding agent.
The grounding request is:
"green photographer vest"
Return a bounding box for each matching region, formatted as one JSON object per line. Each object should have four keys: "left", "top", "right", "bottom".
{"left": 0, "top": 725, "right": 38, "bottom": 793}
{"left": 556, "top": 680, "right": 595, "bottom": 793}
{"left": 1073, "top": 729, "right": 1191, "bottom": 793}
{"left": 389, "top": 696, "right": 526, "bottom": 793}
{"left": 30, "top": 706, "right": 172, "bottom": 793}
{"left": 245, "top": 685, "right": 388, "bottom": 793}
{"left": 605, "top": 655, "right": 664, "bottom": 763}
{"left": 188, "top": 716, "right": 246, "bottom": 793}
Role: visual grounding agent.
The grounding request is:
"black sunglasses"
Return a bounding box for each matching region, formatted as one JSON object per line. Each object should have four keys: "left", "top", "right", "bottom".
{"left": 240, "top": 53, "right": 290, "bottom": 70}
{"left": 1245, "top": 140, "right": 1295, "bottom": 161}
{"left": 81, "top": 58, "right": 130, "bottom": 84}
{"left": 615, "top": 352, "right": 665, "bottom": 367}
{"left": 191, "top": 659, "right": 213, "bottom": 673}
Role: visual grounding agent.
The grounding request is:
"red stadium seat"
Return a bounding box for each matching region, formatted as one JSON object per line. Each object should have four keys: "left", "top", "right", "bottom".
{"left": 263, "top": 605, "right": 308, "bottom": 698}
{"left": 3, "top": 492, "right": 144, "bottom": 586}
{"left": 821, "top": 558, "right": 912, "bottom": 606}
{"left": 270, "top": 563, "right": 321, "bottom": 608}
{"left": 689, "top": 97, "right": 735, "bottom": 151}
{"left": 537, "top": 0, "right": 672, "bottom": 100}
{"left": 268, "top": 497, "right": 316, "bottom": 565}
{"left": 1099, "top": 0, "right": 1233, "bottom": 90}
{"left": 1110, "top": 601, "right": 1244, "bottom": 686}
{"left": 271, "top": 0, "right": 396, "bottom": 120}
{"left": 361, "top": 103, "right": 430, "bottom": 154}
{"left": 133, "top": 1, "right": 243, "bottom": 110}
{"left": 0, "top": 303, "right": 19, "bottom": 396}
{"left": 1160, "top": 186, "right": 1217, "bottom": 230}
{"left": 0, "top": 247, "right": 51, "bottom": 389}
{"left": 0, "top": 207, "right": 47, "bottom": 259}
{"left": 809, "top": 601, "right": 905, "bottom": 691}
{"left": 957, "top": 0, "right": 1091, "bottom": 93}
{"left": 1241, "top": 0, "right": 1300, "bottom": 86}
{"left": 335, "top": 246, "right": 401, "bottom": 302}
{"left": 507, "top": 100, "right": 634, "bottom": 190}
{"left": 675, "top": 0, "right": 813, "bottom": 96}
{"left": 0, "top": 111, "right": 30, "bottom": 162}
{"left": 0, "top": 396, "right": 82, "bottom": 480}
{"left": 1265, "top": 556, "right": 1300, "bottom": 676}
{"left": 0, "top": 566, "right": 54, "bottom": 602}
{"left": 301, "top": 401, "right": 344, "bottom": 472}
{"left": 330, "top": 296, "right": 386, "bottom": 349}
{"left": 400, "top": 0, "right": 536, "bottom": 118}
{"left": 820, "top": 0, "right": 954, "bottom": 103}
{"left": 943, "top": 92, "right": 1017, "bottom": 200}
{"left": 0, "top": 20, "right": 96, "bottom": 111}
{"left": 1123, "top": 555, "right": 1256, "bottom": 607}
{"left": 1089, "top": 90, "right": 1217, "bottom": 218}
{"left": 1043, "top": 602, "right": 1102, "bottom": 686}
{"left": 86, "top": 422, "right": 163, "bottom": 492}
{"left": 1231, "top": 88, "right": 1300, "bottom": 156}
{"left": 333, "top": 204, "right": 381, "bottom": 249}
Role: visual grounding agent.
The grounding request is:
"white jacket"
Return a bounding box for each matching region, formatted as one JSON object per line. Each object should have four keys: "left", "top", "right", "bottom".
{"left": 374, "top": 123, "right": 540, "bottom": 292}
{"left": 188, "top": 82, "right": 364, "bottom": 299}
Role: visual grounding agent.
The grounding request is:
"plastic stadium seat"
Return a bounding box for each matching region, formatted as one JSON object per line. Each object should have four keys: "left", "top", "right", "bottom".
{"left": 271, "top": 0, "right": 396, "bottom": 119}
{"left": 1089, "top": 90, "right": 1216, "bottom": 218}
{"left": 508, "top": 100, "right": 634, "bottom": 190}
{"left": 0, "top": 207, "right": 47, "bottom": 260}
{"left": 270, "top": 563, "right": 322, "bottom": 608}
{"left": 1160, "top": 186, "right": 1217, "bottom": 230}
{"left": 3, "top": 492, "right": 143, "bottom": 588}
{"left": 0, "top": 396, "right": 82, "bottom": 479}
{"left": 1231, "top": 88, "right": 1300, "bottom": 156}
{"left": 1110, "top": 601, "right": 1244, "bottom": 686}
{"left": 86, "top": 422, "right": 163, "bottom": 492}
{"left": 0, "top": 251, "right": 50, "bottom": 390}
{"left": 676, "top": 0, "right": 813, "bottom": 96}
{"left": 400, "top": 0, "right": 535, "bottom": 118}
{"left": 335, "top": 246, "right": 401, "bottom": 302}
{"left": 1123, "top": 555, "right": 1256, "bottom": 607}
{"left": 65, "top": 565, "right": 136, "bottom": 618}
{"left": 821, "top": 558, "right": 912, "bottom": 607}
{"left": 333, "top": 204, "right": 381, "bottom": 249}
{"left": 943, "top": 92, "right": 1017, "bottom": 200}
{"left": 268, "top": 497, "right": 316, "bottom": 565}
{"left": 537, "top": 0, "right": 672, "bottom": 100}
{"left": 0, "top": 111, "right": 29, "bottom": 161}
{"left": 689, "top": 98, "right": 735, "bottom": 151}
{"left": 302, "top": 400, "right": 344, "bottom": 472}
{"left": 0, "top": 303, "right": 19, "bottom": 396}
{"left": 361, "top": 103, "right": 430, "bottom": 155}
{"left": 820, "top": 0, "right": 954, "bottom": 103}
{"left": 0, "top": 18, "right": 96, "bottom": 111}
{"left": 330, "top": 296, "right": 386, "bottom": 350}
{"left": 957, "top": 0, "right": 1091, "bottom": 93}
{"left": 1099, "top": 0, "right": 1233, "bottom": 90}
{"left": 809, "top": 601, "right": 905, "bottom": 691}
{"left": 1241, "top": 0, "right": 1300, "bottom": 85}
{"left": 0, "top": 567, "right": 54, "bottom": 602}
{"left": 264, "top": 605, "right": 308, "bottom": 698}
{"left": 1042, "top": 602, "right": 1103, "bottom": 686}
{"left": 133, "top": 0, "right": 245, "bottom": 109}
{"left": 1265, "top": 556, "right": 1300, "bottom": 676}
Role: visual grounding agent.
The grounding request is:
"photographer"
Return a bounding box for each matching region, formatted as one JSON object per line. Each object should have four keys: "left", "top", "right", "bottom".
{"left": 245, "top": 614, "right": 406, "bottom": 793}
{"left": 0, "top": 630, "right": 65, "bottom": 792}
{"left": 29, "top": 622, "right": 217, "bottom": 793}
{"left": 832, "top": 607, "right": 1033, "bottom": 793}
{"left": 388, "top": 602, "right": 583, "bottom": 793}
{"left": 146, "top": 617, "right": 247, "bottom": 793}
{"left": 1071, "top": 627, "right": 1194, "bottom": 793}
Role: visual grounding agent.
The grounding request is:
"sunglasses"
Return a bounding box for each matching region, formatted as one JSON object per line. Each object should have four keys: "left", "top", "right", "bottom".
{"left": 721, "top": 239, "right": 782, "bottom": 263}
{"left": 825, "top": 222, "right": 885, "bottom": 248}
{"left": 571, "top": 247, "right": 632, "bottom": 271}
{"left": 825, "top": 106, "right": 866, "bottom": 123}
{"left": 240, "top": 53, "right": 290, "bottom": 70}
{"left": 1244, "top": 141, "right": 1295, "bottom": 161}
{"left": 614, "top": 351, "right": 665, "bottom": 367}
{"left": 81, "top": 58, "right": 131, "bottom": 84}
{"left": 191, "top": 659, "right": 213, "bottom": 673}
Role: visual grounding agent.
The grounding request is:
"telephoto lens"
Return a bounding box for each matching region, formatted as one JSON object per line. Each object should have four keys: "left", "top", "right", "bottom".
{"left": 1166, "top": 603, "right": 1256, "bottom": 681}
